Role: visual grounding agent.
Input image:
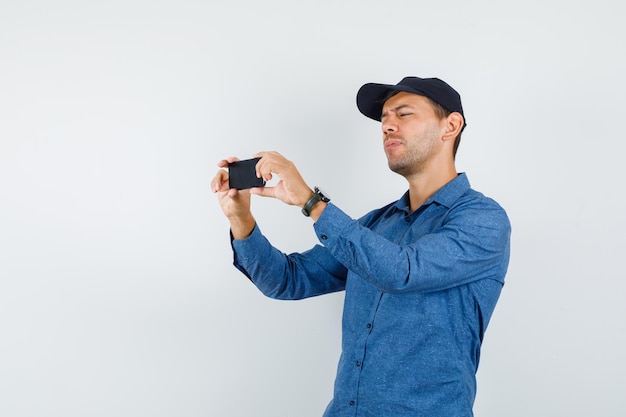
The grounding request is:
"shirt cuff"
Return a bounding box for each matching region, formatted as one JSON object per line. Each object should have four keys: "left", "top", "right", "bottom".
{"left": 231, "top": 224, "right": 268, "bottom": 267}
{"left": 313, "top": 202, "right": 353, "bottom": 248}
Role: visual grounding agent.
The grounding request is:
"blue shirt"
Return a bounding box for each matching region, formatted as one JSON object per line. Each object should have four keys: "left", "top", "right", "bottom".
{"left": 231, "top": 173, "right": 511, "bottom": 417}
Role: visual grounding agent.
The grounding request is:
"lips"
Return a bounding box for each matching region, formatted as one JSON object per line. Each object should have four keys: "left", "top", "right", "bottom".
{"left": 384, "top": 137, "right": 403, "bottom": 149}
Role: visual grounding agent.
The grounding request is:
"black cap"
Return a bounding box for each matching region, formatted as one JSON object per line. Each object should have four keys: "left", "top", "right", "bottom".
{"left": 356, "top": 76, "right": 466, "bottom": 128}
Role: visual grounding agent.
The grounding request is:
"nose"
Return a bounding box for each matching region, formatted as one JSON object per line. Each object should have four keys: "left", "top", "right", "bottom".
{"left": 381, "top": 116, "right": 398, "bottom": 134}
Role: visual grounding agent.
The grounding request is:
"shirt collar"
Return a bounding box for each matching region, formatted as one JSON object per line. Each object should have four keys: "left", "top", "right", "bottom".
{"left": 394, "top": 173, "right": 471, "bottom": 212}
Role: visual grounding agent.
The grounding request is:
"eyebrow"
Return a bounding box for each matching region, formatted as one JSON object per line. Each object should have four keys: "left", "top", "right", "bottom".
{"left": 381, "top": 104, "right": 413, "bottom": 119}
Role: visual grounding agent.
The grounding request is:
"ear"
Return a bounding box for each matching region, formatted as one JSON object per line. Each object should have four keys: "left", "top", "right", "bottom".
{"left": 442, "top": 112, "right": 464, "bottom": 141}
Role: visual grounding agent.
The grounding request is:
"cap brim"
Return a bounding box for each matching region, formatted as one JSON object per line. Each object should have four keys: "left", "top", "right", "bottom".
{"left": 356, "top": 83, "right": 430, "bottom": 121}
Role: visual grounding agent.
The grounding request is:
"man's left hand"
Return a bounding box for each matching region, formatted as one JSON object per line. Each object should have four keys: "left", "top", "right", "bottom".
{"left": 250, "top": 151, "right": 313, "bottom": 208}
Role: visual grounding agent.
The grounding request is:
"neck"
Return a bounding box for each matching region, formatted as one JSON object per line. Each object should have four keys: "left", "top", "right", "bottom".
{"left": 405, "top": 163, "right": 457, "bottom": 212}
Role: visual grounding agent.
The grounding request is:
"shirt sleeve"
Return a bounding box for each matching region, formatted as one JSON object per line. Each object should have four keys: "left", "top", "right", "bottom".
{"left": 231, "top": 224, "right": 348, "bottom": 300}
{"left": 314, "top": 201, "right": 511, "bottom": 294}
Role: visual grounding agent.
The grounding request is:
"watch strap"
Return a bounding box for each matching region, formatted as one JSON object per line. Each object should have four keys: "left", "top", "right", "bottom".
{"left": 301, "top": 187, "right": 328, "bottom": 217}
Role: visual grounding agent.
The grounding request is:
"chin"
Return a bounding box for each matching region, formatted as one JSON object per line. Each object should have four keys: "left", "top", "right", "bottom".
{"left": 388, "top": 162, "right": 408, "bottom": 176}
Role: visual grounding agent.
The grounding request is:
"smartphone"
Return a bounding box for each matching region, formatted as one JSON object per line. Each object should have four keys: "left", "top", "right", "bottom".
{"left": 228, "top": 157, "right": 266, "bottom": 190}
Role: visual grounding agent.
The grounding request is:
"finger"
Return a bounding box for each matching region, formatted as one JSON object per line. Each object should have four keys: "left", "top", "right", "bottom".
{"left": 252, "top": 152, "right": 267, "bottom": 179}
{"left": 250, "top": 186, "right": 275, "bottom": 198}
{"left": 254, "top": 154, "right": 278, "bottom": 182}
{"left": 217, "top": 156, "right": 240, "bottom": 168}
{"left": 261, "top": 171, "right": 273, "bottom": 182}
{"left": 229, "top": 188, "right": 251, "bottom": 199}
{"left": 211, "top": 170, "right": 229, "bottom": 193}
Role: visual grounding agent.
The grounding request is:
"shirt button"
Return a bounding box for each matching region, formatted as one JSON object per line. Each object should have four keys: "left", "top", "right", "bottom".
{"left": 405, "top": 216, "right": 411, "bottom": 223}
{"left": 320, "top": 234, "right": 328, "bottom": 240}
{"left": 366, "top": 323, "right": 372, "bottom": 329}
{"left": 355, "top": 360, "right": 361, "bottom": 367}
{"left": 349, "top": 400, "right": 355, "bottom": 406}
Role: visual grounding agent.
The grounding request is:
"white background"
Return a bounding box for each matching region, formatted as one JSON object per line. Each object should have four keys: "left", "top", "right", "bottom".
{"left": 1, "top": 1, "right": 624, "bottom": 416}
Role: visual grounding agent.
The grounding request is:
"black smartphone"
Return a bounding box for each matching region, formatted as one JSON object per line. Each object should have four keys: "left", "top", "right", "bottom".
{"left": 228, "top": 157, "right": 266, "bottom": 190}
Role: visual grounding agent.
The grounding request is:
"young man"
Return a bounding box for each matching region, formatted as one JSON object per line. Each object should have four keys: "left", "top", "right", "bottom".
{"left": 211, "top": 76, "right": 511, "bottom": 416}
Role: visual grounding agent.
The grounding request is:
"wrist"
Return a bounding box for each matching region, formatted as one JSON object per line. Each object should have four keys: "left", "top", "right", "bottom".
{"left": 229, "top": 213, "right": 256, "bottom": 240}
{"left": 309, "top": 201, "right": 328, "bottom": 222}
{"left": 301, "top": 187, "right": 331, "bottom": 217}
{"left": 299, "top": 189, "right": 315, "bottom": 208}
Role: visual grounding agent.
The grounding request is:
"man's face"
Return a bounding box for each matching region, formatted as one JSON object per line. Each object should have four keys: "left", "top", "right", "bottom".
{"left": 380, "top": 92, "right": 444, "bottom": 177}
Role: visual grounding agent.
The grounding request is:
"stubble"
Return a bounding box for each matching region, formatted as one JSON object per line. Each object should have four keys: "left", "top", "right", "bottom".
{"left": 386, "top": 124, "right": 440, "bottom": 177}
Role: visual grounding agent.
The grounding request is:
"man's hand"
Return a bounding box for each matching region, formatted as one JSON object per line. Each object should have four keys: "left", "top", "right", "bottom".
{"left": 211, "top": 157, "right": 256, "bottom": 239}
{"left": 250, "top": 151, "right": 313, "bottom": 208}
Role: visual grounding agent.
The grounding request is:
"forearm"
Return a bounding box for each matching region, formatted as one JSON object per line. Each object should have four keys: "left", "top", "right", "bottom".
{"left": 232, "top": 225, "right": 347, "bottom": 299}
{"left": 228, "top": 212, "right": 256, "bottom": 240}
{"left": 314, "top": 203, "right": 510, "bottom": 293}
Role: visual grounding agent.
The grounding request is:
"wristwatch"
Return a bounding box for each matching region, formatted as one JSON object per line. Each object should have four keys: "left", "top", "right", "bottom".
{"left": 301, "top": 187, "right": 331, "bottom": 217}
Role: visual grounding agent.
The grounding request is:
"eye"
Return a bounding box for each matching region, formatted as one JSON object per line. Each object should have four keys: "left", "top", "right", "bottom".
{"left": 399, "top": 112, "right": 412, "bottom": 117}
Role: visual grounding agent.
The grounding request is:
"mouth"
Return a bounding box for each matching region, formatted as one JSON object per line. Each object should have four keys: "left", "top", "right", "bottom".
{"left": 384, "top": 138, "right": 403, "bottom": 150}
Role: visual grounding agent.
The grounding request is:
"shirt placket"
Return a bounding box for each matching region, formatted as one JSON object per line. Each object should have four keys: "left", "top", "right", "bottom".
{"left": 350, "top": 291, "right": 383, "bottom": 415}
{"left": 349, "top": 207, "right": 426, "bottom": 415}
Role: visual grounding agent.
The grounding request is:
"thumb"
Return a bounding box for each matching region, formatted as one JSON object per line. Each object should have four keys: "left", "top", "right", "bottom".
{"left": 250, "top": 186, "right": 277, "bottom": 199}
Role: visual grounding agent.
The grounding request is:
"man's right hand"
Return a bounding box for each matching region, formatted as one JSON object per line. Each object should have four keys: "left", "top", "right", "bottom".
{"left": 211, "top": 158, "right": 256, "bottom": 240}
